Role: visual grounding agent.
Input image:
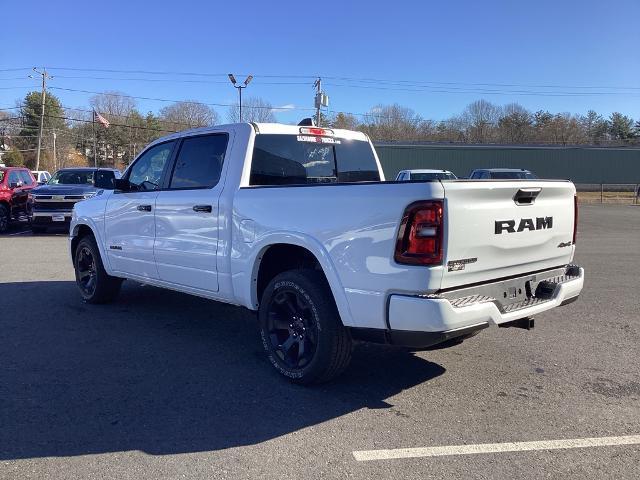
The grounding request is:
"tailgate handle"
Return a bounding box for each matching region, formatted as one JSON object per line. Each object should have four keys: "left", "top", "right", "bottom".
{"left": 513, "top": 188, "right": 541, "bottom": 205}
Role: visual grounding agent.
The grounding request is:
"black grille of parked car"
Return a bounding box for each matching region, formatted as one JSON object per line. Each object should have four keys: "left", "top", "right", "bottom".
{"left": 33, "top": 200, "right": 79, "bottom": 211}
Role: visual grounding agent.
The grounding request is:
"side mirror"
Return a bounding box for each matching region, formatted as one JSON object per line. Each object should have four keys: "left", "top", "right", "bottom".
{"left": 114, "top": 178, "right": 132, "bottom": 192}
{"left": 95, "top": 172, "right": 116, "bottom": 190}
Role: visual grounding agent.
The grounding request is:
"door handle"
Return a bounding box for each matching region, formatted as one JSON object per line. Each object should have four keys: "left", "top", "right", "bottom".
{"left": 137, "top": 204, "right": 152, "bottom": 212}
{"left": 193, "top": 205, "right": 213, "bottom": 213}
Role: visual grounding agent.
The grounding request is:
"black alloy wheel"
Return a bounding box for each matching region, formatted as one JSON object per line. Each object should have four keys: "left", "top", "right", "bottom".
{"left": 266, "top": 287, "right": 318, "bottom": 369}
{"left": 259, "top": 270, "right": 352, "bottom": 385}
{"left": 73, "top": 234, "right": 122, "bottom": 304}
{"left": 76, "top": 245, "right": 98, "bottom": 297}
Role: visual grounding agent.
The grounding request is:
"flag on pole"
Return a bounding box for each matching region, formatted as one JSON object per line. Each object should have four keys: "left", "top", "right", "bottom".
{"left": 94, "top": 110, "right": 110, "bottom": 128}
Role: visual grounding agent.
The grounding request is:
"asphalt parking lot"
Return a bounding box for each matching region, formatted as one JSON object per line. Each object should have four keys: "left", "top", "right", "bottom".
{"left": 0, "top": 205, "right": 639, "bottom": 479}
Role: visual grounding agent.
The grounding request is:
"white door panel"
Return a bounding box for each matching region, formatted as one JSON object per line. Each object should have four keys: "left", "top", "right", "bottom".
{"left": 104, "top": 191, "right": 159, "bottom": 279}
{"left": 154, "top": 190, "right": 219, "bottom": 291}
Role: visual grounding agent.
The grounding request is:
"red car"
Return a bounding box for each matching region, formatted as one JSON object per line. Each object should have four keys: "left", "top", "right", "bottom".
{"left": 0, "top": 166, "right": 38, "bottom": 233}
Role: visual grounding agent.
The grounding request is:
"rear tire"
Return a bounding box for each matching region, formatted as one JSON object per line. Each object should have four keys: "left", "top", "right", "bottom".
{"left": 259, "top": 269, "right": 352, "bottom": 385}
{"left": 74, "top": 234, "right": 122, "bottom": 304}
{"left": 0, "top": 205, "right": 9, "bottom": 233}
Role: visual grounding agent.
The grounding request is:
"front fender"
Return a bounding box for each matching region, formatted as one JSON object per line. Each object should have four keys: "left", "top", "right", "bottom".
{"left": 70, "top": 200, "right": 111, "bottom": 274}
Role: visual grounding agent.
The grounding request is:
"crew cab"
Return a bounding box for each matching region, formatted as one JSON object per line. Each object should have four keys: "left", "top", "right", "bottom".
{"left": 0, "top": 166, "right": 38, "bottom": 233}
{"left": 70, "top": 123, "right": 584, "bottom": 384}
{"left": 31, "top": 167, "right": 120, "bottom": 233}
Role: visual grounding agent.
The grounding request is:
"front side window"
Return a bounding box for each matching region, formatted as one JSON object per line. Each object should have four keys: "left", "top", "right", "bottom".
{"left": 127, "top": 141, "right": 175, "bottom": 191}
{"left": 250, "top": 134, "right": 380, "bottom": 186}
{"left": 169, "top": 134, "right": 228, "bottom": 189}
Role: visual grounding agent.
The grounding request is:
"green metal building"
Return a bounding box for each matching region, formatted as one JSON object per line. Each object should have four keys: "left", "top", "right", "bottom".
{"left": 374, "top": 143, "right": 640, "bottom": 184}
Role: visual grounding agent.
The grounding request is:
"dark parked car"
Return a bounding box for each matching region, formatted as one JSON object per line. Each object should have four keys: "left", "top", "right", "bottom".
{"left": 468, "top": 168, "right": 537, "bottom": 180}
{"left": 0, "top": 167, "right": 38, "bottom": 233}
{"left": 30, "top": 167, "right": 120, "bottom": 233}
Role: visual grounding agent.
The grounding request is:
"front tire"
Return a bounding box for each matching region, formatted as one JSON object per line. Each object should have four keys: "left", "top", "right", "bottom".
{"left": 0, "top": 204, "right": 9, "bottom": 233}
{"left": 74, "top": 235, "right": 122, "bottom": 304}
{"left": 259, "top": 269, "right": 352, "bottom": 385}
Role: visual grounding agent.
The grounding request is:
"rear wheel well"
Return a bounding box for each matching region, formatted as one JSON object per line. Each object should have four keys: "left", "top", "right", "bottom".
{"left": 71, "top": 225, "right": 95, "bottom": 257}
{"left": 256, "top": 244, "right": 325, "bottom": 304}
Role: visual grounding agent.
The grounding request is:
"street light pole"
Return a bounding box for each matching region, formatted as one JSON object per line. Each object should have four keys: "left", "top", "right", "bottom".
{"left": 30, "top": 67, "right": 53, "bottom": 171}
{"left": 228, "top": 74, "right": 253, "bottom": 122}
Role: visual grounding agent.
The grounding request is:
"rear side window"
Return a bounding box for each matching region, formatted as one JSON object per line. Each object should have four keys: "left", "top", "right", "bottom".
{"left": 169, "top": 134, "right": 228, "bottom": 189}
{"left": 250, "top": 134, "right": 380, "bottom": 186}
{"left": 8, "top": 171, "right": 21, "bottom": 186}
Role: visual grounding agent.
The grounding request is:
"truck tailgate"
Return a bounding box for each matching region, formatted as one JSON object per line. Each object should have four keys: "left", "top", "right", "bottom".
{"left": 440, "top": 180, "right": 576, "bottom": 289}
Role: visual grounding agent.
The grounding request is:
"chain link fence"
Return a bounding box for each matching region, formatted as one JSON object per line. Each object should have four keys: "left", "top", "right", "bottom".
{"left": 575, "top": 184, "right": 640, "bottom": 204}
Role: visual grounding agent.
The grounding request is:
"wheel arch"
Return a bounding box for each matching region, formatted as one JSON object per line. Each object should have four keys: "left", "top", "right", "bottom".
{"left": 70, "top": 221, "right": 111, "bottom": 273}
{"left": 248, "top": 235, "right": 355, "bottom": 327}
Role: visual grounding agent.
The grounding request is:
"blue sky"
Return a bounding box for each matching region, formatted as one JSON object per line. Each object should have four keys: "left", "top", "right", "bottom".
{"left": 1, "top": 0, "right": 639, "bottom": 123}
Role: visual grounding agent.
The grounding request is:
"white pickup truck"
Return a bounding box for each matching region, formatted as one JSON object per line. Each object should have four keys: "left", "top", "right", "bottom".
{"left": 70, "top": 122, "right": 584, "bottom": 384}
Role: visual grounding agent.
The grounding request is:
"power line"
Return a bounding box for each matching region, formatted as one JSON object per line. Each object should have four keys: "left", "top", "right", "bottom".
{"left": 41, "top": 66, "right": 640, "bottom": 91}
{"left": 324, "top": 82, "right": 640, "bottom": 97}
{"left": 49, "top": 86, "right": 317, "bottom": 112}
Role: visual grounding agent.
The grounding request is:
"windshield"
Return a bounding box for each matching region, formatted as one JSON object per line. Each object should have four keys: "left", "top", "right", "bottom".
{"left": 48, "top": 170, "right": 95, "bottom": 185}
{"left": 411, "top": 172, "right": 457, "bottom": 181}
{"left": 490, "top": 171, "right": 536, "bottom": 179}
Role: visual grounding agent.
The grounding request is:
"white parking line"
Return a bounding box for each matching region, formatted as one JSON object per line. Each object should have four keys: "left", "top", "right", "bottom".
{"left": 353, "top": 435, "right": 640, "bottom": 461}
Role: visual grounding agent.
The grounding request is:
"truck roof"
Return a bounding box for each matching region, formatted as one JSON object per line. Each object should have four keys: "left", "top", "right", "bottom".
{"left": 148, "top": 122, "right": 369, "bottom": 147}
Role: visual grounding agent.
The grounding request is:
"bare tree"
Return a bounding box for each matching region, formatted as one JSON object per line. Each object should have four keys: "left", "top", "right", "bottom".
{"left": 497, "top": 103, "right": 532, "bottom": 143}
{"left": 226, "top": 97, "right": 276, "bottom": 123}
{"left": 462, "top": 99, "right": 501, "bottom": 143}
{"left": 361, "top": 104, "right": 422, "bottom": 141}
{"left": 89, "top": 91, "right": 136, "bottom": 118}
{"left": 159, "top": 101, "right": 219, "bottom": 131}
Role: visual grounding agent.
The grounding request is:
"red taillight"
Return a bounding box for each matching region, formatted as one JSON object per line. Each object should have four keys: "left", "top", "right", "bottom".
{"left": 573, "top": 194, "right": 578, "bottom": 245}
{"left": 299, "top": 127, "right": 334, "bottom": 136}
{"left": 394, "top": 201, "right": 443, "bottom": 266}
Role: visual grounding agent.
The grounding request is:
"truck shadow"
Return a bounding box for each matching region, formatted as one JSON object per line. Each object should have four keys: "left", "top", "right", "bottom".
{"left": 0, "top": 281, "right": 445, "bottom": 460}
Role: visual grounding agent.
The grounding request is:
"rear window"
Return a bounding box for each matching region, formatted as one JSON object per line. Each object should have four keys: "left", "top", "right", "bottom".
{"left": 0, "top": 171, "right": 5, "bottom": 183}
{"left": 250, "top": 134, "right": 380, "bottom": 186}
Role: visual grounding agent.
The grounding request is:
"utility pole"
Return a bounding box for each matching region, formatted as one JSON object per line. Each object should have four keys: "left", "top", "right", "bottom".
{"left": 30, "top": 68, "right": 53, "bottom": 171}
{"left": 313, "top": 78, "right": 328, "bottom": 126}
{"left": 314, "top": 77, "right": 322, "bottom": 126}
{"left": 52, "top": 130, "right": 57, "bottom": 171}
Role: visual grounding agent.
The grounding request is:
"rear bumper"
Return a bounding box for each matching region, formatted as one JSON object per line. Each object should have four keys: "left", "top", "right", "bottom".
{"left": 385, "top": 265, "right": 584, "bottom": 347}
